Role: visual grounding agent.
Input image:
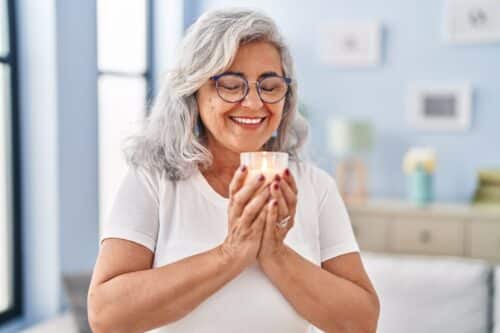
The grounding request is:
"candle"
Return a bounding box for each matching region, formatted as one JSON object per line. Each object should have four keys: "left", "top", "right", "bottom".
{"left": 240, "top": 152, "right": 289, "bottom": 185}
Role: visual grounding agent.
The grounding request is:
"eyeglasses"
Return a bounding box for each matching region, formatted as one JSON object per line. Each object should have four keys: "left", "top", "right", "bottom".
{"left": 210, "top": 72, "right": 292, "bottom": 104}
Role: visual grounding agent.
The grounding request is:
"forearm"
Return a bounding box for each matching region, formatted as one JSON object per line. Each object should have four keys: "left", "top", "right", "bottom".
{"left": 260, "top": 246, "right": 378, "bottom": 333}
{"left": 89, "top": 245, "right": 243, "bottom": 333}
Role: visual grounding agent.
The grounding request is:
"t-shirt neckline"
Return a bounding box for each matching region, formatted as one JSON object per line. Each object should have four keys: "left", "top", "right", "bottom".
{"left": 194, "top": 168, "right": 229, "bottom": 208}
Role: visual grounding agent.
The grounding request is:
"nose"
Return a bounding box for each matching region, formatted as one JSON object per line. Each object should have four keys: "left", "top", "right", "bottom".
{"left": 240, "top": 84, "right": 264, "bottom": 109}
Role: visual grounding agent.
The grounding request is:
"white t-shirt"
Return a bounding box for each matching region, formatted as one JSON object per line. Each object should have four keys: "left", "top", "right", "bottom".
{"left": 101, "top": 161, "right": 359, "bottom": 333}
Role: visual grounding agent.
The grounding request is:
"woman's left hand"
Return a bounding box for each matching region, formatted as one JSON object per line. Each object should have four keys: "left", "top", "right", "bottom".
{"left": 257, "top": 168, "right": 298, "bottom": 264}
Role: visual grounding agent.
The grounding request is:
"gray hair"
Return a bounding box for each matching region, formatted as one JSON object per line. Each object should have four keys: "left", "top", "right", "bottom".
{"left": 124, "top": 8, "right": 309, "bottom": 180}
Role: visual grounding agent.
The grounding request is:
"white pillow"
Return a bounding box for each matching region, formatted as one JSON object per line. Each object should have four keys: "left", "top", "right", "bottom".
{"left": 361, "top": 252, "right": 491, "bottom": 333}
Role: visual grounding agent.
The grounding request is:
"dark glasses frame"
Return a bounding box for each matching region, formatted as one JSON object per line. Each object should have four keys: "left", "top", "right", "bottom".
{"left": 209, "top": 72, "right": 292, "bottom": 104}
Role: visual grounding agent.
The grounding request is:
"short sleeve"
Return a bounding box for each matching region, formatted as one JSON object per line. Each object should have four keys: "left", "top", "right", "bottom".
{"left": 316, "top": 171, "right": 359, "bottom": 262}
{"left": 100, "top": 168, "right": 160, "bottom": 252}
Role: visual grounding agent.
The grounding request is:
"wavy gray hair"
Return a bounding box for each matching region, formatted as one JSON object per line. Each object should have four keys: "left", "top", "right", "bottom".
{"left": 124, "top": 8, "right": 309, "bottom": 180}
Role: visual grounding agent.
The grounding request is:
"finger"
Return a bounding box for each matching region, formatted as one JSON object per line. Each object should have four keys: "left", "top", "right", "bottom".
{"left": 280, "top": 179, "right": 297, "bottom": 214}
{"left": 269, "top": 199, "right": 279, "bottom": 219}
{"left": 228, "top": 164, "right": 248, "bottom": 197}
{"left": 266, "top": 199, "right": 279, "bottom": 230}
{"left": 239, "top": 185, "right": 270, "bottom": 227}
{"left": 283, "top": 168, "right": 298, "bottom": 194}
{"left": 229, "top": 172, "right": 266, "bottom": 219}
{"left": 271, "top": 181, "right": 289, "bottom": 219}
{"left": 227, "top": 165, "right": 248, "bottom": 222}
{"left": 251, "top": 203, "right": 268, "bottom": 233}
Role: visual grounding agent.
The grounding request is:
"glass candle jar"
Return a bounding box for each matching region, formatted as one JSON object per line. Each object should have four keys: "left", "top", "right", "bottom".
{"left": 240, "top": 152, "right": 289, "bottom": 184}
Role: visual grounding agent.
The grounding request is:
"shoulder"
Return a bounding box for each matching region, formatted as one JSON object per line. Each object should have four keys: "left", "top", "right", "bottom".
{"left": 126, "top": 166, "right": 175, "bottom": 207}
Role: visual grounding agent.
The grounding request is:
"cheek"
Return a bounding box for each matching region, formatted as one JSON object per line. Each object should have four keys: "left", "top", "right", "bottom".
{"left": 270, "top": 104, "right": 285, "bottom": 125}
{"left": 199, "top": 93, "right": 219, "bottom": 117}
{"left": 209, "top": 98, "right": 216, "bottom": 112}
{"left": 199, "top": 95, "right": 234, "bottom": 130}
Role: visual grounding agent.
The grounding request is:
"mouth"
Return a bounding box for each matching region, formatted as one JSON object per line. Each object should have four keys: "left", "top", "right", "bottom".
{"left": 229, "top": 116, "right": 267, "bottom": 129}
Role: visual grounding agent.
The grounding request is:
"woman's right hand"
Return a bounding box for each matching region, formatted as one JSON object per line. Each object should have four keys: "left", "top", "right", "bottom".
{"left": 220, "top": 165, "right": 270, "bottom": 269}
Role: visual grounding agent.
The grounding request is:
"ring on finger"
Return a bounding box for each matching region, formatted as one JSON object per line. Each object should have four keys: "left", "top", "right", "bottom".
{"left": 277, "top": 215, "right": 291, "bottom": 229}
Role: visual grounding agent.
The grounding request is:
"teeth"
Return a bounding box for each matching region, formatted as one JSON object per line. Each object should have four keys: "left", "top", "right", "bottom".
{"left": 232, "top": 117, "right": 263, "bottom": 125}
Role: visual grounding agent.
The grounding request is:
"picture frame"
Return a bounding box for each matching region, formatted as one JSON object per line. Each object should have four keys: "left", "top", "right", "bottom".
{"left": 319, "top": 21, "right": 382, "bottom": 68}
{"left": 406, "top": 83, "right": 472, "bottom": 131}
{"left": 444, "top": 0, "right": 500, "bottom": 44}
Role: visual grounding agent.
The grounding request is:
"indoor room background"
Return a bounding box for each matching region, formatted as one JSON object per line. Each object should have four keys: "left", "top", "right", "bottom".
{"left": 0, "top": 0, "right": 499, "bottom": 332}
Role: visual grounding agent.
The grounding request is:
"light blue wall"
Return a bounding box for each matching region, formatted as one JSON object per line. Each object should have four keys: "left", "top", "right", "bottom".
{"left": 193, "top": 0, "right": 500, "bottom": 202}
{"left": 1, "top": 0, "right": 98, "bottom": 331}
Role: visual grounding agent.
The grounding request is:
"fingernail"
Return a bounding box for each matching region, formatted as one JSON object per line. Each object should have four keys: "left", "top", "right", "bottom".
{"left": 273, "top": 200, "right": 278, "bottom": 206}
{"left": 284, "top": 169, "right": 290, "bottom": 177}
{"left": 240, "top": 165, "right": 247, "bottom": 172}
{"left": 273, "top": 183, "right": 279, "bottom": 190}
{"left": 258, "top": 174, "right": 265, "bottom": 181}
{"left": 274, "top": 174, "right": 281, "bottom": 181}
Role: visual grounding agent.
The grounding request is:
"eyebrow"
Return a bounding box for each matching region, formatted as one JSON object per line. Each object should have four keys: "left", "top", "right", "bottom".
{"left": 224, "top": 70, "right": 283, "bottom": 78}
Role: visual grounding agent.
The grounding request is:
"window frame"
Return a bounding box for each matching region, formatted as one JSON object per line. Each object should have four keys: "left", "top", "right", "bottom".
{"left": 0, "top": 0, "right": 23, "bottom": 324}
{"left": 97, "top": 0, "right": 154, "bottom": 94}
{"left": 96, "top": 0, "right": 154, "bottom": 226}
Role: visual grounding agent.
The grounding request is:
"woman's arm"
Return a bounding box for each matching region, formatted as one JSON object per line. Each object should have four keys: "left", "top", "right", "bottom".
{"left": 87, "top": 238, "right": 243, "bottom": 333}
{"left": 89, "top": 167, "right": 271, "bottom": 333}
{"left": 260, "top": 248, "right": 379, "bottom": 333}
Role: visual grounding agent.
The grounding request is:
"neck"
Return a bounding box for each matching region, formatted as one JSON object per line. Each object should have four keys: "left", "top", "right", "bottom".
{"left": 203, "top": 139, "right": 241, "bottom": 178}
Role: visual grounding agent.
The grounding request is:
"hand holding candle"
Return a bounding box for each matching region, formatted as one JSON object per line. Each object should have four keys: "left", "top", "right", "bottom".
{"left": 239, "top": 152, "right": 299, "bottom": 266}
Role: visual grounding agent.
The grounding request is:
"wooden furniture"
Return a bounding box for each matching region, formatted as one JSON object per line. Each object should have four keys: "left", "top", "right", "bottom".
{"left": 347, "top": 199, "right": 500, "bottom": 262}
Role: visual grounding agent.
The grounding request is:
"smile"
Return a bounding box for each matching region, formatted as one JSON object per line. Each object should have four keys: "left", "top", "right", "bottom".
{"left": 229, "top": 116, "right": 266, "bottom": 126}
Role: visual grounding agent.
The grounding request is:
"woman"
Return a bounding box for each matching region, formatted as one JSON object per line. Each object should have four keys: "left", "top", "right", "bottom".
{"left": 88, "top": 8, "right": 379, "bottom": 333}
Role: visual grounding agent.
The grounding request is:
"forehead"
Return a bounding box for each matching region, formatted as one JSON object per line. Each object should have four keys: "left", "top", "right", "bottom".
{"left": 227, "top": 41, "right": 283, "bottom": 77}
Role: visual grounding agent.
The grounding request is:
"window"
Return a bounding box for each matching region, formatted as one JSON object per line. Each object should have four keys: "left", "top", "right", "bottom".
{"left": 0, "top": 0, "right": 22, "bottom": 324}
{"left": 97, "top": 0, "right": 154, "bottom": 226}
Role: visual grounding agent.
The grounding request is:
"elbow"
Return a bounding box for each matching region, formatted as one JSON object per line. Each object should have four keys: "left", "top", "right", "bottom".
{"left": 87, "top": 287, "right": 123, "bottom": 333}
{"left": 359, "top": 291, "right": 380, "bottom": 333}
{"left": 88, "top": 313, "right": 106, "bottom": 333}
{"left": 87, "top": 287, "right": 107, "bottom": 333}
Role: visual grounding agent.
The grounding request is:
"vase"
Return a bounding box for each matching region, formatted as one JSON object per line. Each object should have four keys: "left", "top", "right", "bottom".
{"left": 407, "top": 165, "right": 433, "bottom": 207}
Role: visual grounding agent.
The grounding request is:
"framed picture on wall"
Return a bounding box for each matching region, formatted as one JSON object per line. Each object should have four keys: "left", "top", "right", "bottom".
{"left": 406, "top": 82, "right": 472, "bottom": 131}
{"left": 444, "top": 0, "right": 500, "bottom": 44}
{"left": 319, "top": 21, "right": 382, "bottom": 68}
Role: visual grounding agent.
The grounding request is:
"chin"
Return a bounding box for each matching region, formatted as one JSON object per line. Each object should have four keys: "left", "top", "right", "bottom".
{"left": 229, "top": 140, "right": 268, "bottom": 153}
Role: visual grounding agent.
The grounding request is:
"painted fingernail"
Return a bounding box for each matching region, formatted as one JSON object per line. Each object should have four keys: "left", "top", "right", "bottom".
{"left": 273, "top": 200, "right": 278, "bottom": 206}
{"left": 240, "top": 165, "right": 247, "bottom": 172}
{"left": 274, "top": 174, "right": 281, "bottom": 181}
{"left": 258, "top": 174, "right": 265, "bottom": 181}
{"left": 284, "top": 169, "right": 290, "bottom": 177}
{"left": 273, "top": 183, "right": 279, "bottom": 190}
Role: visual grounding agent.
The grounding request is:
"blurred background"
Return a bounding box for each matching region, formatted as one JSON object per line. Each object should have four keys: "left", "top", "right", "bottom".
{"left": 0, "top": 0, "right": 499, "bottom": 332}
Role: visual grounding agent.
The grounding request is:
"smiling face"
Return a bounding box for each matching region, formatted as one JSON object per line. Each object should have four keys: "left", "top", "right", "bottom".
{"left": 196, "top": 41, "right": 286, "bottom": 155}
